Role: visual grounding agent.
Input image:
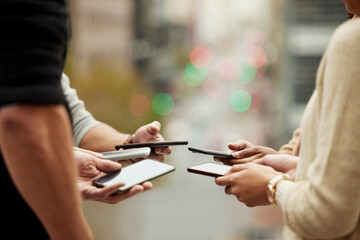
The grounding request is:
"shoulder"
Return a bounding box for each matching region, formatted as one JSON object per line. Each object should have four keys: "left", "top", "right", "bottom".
{"left": 328, "top": 18, "right": 360, "bottom": 52}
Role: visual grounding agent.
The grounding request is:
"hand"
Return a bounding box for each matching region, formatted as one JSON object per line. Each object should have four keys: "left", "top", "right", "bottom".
{"left": 214, "top": 140, "right": 278, "bottom": 165}
{"left": 215, "top": 163, "right": 279, "bottom": 207}
{"left": 74, "top": 147, "right": 152, "bottom": 204}
{"left": 133, "top": 121, "right": 172, "bottom": 161}
{"left": 254, "top": 154, "right": 298, "bottom": 180}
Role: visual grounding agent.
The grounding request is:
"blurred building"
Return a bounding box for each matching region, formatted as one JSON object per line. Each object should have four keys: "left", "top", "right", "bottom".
{"left": 69, "top": 0, "right": 134, "bottom": 72}
{"left": 285, "top": 0, "right": 347, "bottom": 132}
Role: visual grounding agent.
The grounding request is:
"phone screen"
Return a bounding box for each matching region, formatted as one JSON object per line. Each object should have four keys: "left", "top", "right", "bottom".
{"left": 115, "top": 141, "right": 188, "bottom": 150}
{"left": 188, "top": 162, "right": 232, "bottom": 177}
{"left": 93, "top": 159, "right": 175, "bottom": 193}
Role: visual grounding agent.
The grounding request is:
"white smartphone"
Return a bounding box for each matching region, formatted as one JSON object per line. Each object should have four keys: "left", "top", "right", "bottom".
{"left": 93, "top": 159, "right": 175, "bottom": 193}
{"left": 101, "top": 147, "right": 151, "bottom": 162}
{"left": 188, "top": 162, "right": 231, "bottom": 177}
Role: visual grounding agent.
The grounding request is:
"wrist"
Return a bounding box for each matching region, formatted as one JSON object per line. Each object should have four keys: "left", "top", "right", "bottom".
{"left": 124, "top": 134, "right": 135, "bottom": 144}
{"left": 266, "top": 173, "right": 292, "bottom": 205}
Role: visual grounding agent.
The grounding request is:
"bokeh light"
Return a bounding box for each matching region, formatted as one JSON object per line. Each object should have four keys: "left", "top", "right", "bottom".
{"left": 246, "top": 46, "right": 267, "bottom": 68}
{"left": 201, "top": 79, "right": 224, "bottom": 100}
{"left": 243, "top": 28, "right": 265, "bottom": 46}
{"left": 183, "top": 62, "right": 208, "bottom": 86}
{"left": 230, "top": 90, "right": 252, "bottom": 112}
{"left": 152, "top": 93, "right": 174, "bottom": 116}
{"left": 215, "top": 59, "right": 237, "bottom": 81}
{"left": 238, "top": 62, "right": 257, "bottom": 84}
{"left": 190, "top": 45, "right": 213, "bottom": 68}
{"left": 248, "top": 90, "right": 263, "bottom": 112}
{"left": 129, "top": 94, "right": 151, "bottom": 116}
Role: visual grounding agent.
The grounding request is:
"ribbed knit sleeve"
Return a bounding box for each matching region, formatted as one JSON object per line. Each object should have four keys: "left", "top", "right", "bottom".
{"left": 61, "top": 74, "right": 101, "bottom": 147}
{"left": 276, "top": 19, "right": 360, "bottom": 239}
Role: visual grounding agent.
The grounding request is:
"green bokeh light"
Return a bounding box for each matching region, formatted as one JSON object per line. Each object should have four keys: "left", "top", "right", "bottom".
{"left": 152, "top": 93, "right": 174, "bottom": 116}
{"left": 183, "top": 62, "right": 207, "bottom": 86}
{"left": 238, "top": 62, "right": 257, "bottom": 84}
{"left": 230, "top": 90, "right": 252, "bottom": 112}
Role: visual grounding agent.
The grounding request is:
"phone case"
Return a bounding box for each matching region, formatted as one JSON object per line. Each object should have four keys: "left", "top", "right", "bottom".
{"left": 188, "top": 147, "right": 234, "bottom": 159}
{"left": 115, "top": 140, "right": 188, "bottom": 150}
{"left": 101, "top": 147, "right": 151, "bottom": 161}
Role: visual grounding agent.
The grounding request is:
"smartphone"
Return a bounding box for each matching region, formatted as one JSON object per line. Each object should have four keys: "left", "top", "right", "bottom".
{"left": 93, "top": 159, "right": 175, "bottom": 193}
{"left": 188, "top": 162, "right": 232, "bottom": 177}
{"left": 101, "top": 147, "right": 151, "bottom": 162}
{"left": 188, "top": 147, "right": 234, "bottom": 159}
{"left": 115, "top": 140, "right": 188, "bottom": 150}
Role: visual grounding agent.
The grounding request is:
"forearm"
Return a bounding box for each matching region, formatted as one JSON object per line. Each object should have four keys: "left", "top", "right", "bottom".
{"left": 79, "top": 123, "right": 130, "bottom": 152}
{"left": 0, "top": 105, "right": 93, "bottom": 240}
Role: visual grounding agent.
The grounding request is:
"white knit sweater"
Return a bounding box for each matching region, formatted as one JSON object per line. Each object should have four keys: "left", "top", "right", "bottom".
{"left": 276, "top": 18, "right": 360, "bottom": 240}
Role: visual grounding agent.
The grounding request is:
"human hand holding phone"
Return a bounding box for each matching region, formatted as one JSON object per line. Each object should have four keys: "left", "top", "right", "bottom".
{"left": 74, "top": 147, "right": 152, "bottom": 204}
{"left": 93, "top": 159, "right": 175, "bottom": 194}
{"left": 128, "top": 121, "right": 174, "bottom": 161}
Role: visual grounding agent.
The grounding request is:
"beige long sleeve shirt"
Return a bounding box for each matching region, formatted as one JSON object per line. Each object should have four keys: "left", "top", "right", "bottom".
{"left": 276, "top": 18, "right": 360, "bottom": 239}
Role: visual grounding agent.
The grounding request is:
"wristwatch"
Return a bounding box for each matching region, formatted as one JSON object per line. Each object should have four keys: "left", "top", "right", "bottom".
{"left": 124, "top": 134, "right": 135, "bottom": 144}
{"left": 266, "top": 173, "right": 292, "bottom": 205}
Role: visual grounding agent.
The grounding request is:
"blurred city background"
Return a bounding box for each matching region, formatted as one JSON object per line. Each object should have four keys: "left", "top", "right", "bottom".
{"left": 65, "top": 0, "right": 347, "bottom": 239}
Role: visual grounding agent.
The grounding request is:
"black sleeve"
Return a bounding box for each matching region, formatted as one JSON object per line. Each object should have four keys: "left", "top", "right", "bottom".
{"left": 0, "top": 0, "right": 70, "bottom": 107}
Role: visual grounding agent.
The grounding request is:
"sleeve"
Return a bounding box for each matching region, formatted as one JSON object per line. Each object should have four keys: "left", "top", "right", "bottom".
{"left": 0, "top": 0, "right": 69, "bottom": 108}
{"left": 61, "top": 74, "right": 101, "bottom": 147}
{"left": 278, "top": 127, "right": 301, "bottom": 156}
{"left": 275, "top": 20, "right": 360, "bottom": 239}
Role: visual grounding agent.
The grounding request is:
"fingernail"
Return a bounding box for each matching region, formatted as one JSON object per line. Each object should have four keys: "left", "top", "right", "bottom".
{"left": 232, "top": 152, "right": 239, "bottom": 158}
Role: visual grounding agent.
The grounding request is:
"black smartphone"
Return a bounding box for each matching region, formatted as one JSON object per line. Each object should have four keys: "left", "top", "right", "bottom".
{"left": 93, "top": 159, "right": 175, "bottom": 193}
{"left": 115, "top": 140, "right": 188, "bottom": 150}
{"left": 188, "top": 162, "right": 232, "bottom": 177}
{"left": 188, "top": 147, "right": 234, "bottom": 159}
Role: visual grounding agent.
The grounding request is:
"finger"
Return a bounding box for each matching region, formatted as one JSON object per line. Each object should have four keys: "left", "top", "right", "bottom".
{"left": 232, "top": 146, "right": 264, "bottom": 159}
{"left": 215, "top": 176, "right": 232, "bottom": 186}
{"left": 102, "top": 185, "right": 145, "bottom": 204}
{"left": 92, "top": 182, "right": 126, "bottom": 200}
{"left": 147, "top": 153, "right": 165, "bottom": 162}
{"left": 214, "top": 157, "right": 232, "bottom": 166}
{"left": 225, "top": 185, "right": 233, "bottom": 195}
{"left": 228, "top": 140, "right": 253, "bottom": 151}
{"left": 154, "top": 146, "right": 172, "bottom": 155}
{"left": 228, "top": 163, "right": 251, "bottom": 174}
{"left": 95, "top": 159, "right": 122, "bottom": 173}
{"left": 142, "top": 181, "right": 153, "bottom": 191}
{"left": 228, "top": 154, "right": 265, "bottom": 165}
{"left": 147, "top": 121, "right": 161, "bottom": 135}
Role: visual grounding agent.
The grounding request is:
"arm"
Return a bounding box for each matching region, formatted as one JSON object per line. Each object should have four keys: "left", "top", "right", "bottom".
{"left": 215, "top": 127, "right": 301, "bottom": 166}
{"left": 0, "top": 105, "right": 93, "bottom": 240}
{"left": 276, "top": 21, "right": 360, "bottom": 238}
{"left": 61, "top": 74, "right": 171, "bottom": 160}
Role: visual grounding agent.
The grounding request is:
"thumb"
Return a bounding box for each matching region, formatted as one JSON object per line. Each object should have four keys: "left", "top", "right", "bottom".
{"left": 147, "top": 121, "right": 161, "bottom": 135}
{"left": 95, "top": 159, "right": 122, "bottom": 173}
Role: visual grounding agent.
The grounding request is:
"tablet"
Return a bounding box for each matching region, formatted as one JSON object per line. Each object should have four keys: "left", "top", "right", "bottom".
{"left": 188, "top": 162, "right": 232, "bottom": 177}
{"left": 101, "top": 147, "right": 151, "bottom": 162}
{"left": 93, "top": 159, "right": 175, "bottom": 193}
{"left": 115, "top": 140, "right": 188, "bottom": 150}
